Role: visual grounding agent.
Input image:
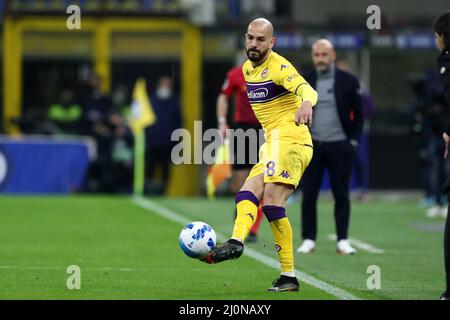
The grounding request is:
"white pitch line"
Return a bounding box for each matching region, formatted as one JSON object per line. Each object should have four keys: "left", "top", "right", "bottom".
{"left": 0, "top": 266, "right": 134, "bottom": 272}
{"left": 0, "top": 266, "right": 62, "bottom": 270}
{"left": 132, "top": 196, "right": 361, "bottom": 300}
{"left": 327, "top": 234, "right": 385, "bottom": 254}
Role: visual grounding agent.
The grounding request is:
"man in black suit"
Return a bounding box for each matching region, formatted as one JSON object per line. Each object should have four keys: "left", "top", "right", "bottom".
{"left": 297, "top": 39, "right": 363, "bottom": 255}
{"left": 434, "top": 11, "right": 450, "bottom": 300}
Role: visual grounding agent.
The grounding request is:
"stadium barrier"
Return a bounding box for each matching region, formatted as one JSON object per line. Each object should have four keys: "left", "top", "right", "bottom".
{"left": 0, "top": 135, "right": 96, "bottom": 194}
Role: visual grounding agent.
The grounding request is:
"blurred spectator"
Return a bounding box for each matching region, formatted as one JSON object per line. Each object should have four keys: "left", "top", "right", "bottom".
{"left": 298, "top": 39, "right": 363, "bottom": 255}
{"left": 145, "top": 76, "right": 182, "bottom": 195}
{"left": 410, "top": 73, "right": 435, "bottom": 207}
{"left": 354, "top": 83, "right": 375, "bottom": 202}
{"left": 336, "top": 60, "right": 376, "bottom": 202}
{"left": 80, "top": 74, "right": 117, "bottom": 193}
{"left": 47, "top": 89, "right": 82, "bottom": 135}
{"left": 80, "top": 74, "right": 112, "bottom": 137}
{"left": 412, "top": 70, "right": 450, "bottom": 216}
{"left": 424, "top": 70, "right": 450, "bottom": 217}
{"left": 432, "top": 10, "right": 450, "bottom": 300}
{"left": 13, "top": 107, "right": 56, "bottom": 135}
{"left": 110, "top": 85, "right": 134, "bottom": 193}
{"left": 112, "top": 84, "right": 131, "bottom": 117}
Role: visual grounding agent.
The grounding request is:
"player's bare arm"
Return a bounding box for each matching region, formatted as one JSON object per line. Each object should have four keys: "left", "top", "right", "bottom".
{"left": 216, "top": 93, "right": 230, "bottom": 138}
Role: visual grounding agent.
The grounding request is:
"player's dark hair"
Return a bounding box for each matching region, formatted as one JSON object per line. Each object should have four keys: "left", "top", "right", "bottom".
{"left": 432, "top": 11, "right": 450, "bottom": 50}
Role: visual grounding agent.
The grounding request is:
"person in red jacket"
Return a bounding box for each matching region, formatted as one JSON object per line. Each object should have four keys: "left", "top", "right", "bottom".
{"left": 216, "top": 62, "right": 263, "bottom": 243}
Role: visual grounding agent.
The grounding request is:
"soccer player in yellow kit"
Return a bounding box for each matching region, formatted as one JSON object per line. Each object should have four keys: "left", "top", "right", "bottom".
{"left": 203, "top": 18, "right": 318, "bottom": 292}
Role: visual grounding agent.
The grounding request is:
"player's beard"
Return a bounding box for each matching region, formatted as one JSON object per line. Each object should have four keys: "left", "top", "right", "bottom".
{"left": 246, "top": 47, "right": 269, "bottom": 63}
{"left": 315, "top": 62, "right": 330, "bottom": 72}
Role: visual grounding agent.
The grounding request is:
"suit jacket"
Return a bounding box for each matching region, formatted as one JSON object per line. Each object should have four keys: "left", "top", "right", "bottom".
{"left": 438, "top": 50, "right": 450, "bottom": 133}
{"left": 304, "top": 68, "right": 364, "bottom": 142}
{"left": 437, "top": 49, "right": 450, "bottom": 194}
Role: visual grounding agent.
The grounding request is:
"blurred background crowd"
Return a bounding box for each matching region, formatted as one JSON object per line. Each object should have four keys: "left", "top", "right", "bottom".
{"left": 0, "top": 0, "right": 448, "bottom": 216}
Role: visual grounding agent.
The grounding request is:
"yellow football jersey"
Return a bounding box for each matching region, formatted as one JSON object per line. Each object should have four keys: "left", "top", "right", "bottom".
{"left": 242, "top": 51, "right": 317, "bottom": 144}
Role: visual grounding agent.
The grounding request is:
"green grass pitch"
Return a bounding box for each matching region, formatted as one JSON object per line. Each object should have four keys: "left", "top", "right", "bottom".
{"left": 0, "top": 194, "right": 446, "bottom": 300}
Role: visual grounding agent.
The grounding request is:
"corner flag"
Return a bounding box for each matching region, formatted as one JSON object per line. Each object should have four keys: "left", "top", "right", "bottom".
{"left": 129, "top": 78, "right": 157, "bottom": 196}
{"left": 130, "top": 78, "right": 156, "bottom": 134}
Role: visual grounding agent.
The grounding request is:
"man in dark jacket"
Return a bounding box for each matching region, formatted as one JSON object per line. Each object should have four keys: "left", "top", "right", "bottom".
{"left": 434, "top": 11, "right": 450, "bottom": 301}
{"left": 297, "top": 39, "right": 363, "bottom": 255}
{"left": 145, "top": 76, "right": 182, "bottom": 195}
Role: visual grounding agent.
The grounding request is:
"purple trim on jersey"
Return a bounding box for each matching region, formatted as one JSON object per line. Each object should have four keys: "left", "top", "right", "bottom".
{"left": 235, "top": 191, "right": 260, "bottom": 206}
{"left": 262, "top": 205, "right": 286, "bottom": 222}
{"left": 246, "top": 81, "right": 289, "bottom": 104}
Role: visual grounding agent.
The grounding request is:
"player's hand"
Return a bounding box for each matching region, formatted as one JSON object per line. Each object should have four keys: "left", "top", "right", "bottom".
{"left": 219, "top": 123, "right": 230, "bottom": 139}
{"left": 295, "top": 101, "right": 313, "bottom": 127}
{"left": 349, "top": 139, "right": 359, "bottom": 152}
{"left": 443, "top": 132, "right": 450, "bottom": 159}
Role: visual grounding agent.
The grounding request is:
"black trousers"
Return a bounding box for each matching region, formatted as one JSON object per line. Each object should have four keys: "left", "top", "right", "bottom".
{"left": 301, "top": 140, "right": 354, "bottom": 241}
{"left": 145, "top": 147, "right": 172, "bottom": 195}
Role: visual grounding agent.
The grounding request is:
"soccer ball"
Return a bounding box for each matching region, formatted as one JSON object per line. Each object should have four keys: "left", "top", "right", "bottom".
{"left": 178, "top": 221, "right": 216, "bottom": 259}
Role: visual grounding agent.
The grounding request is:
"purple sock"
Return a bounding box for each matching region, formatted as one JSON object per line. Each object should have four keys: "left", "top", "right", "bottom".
{"left": 235, "top": 191, "right": 259, "bottom": 206}
{"left": 263, "top": 205, "right": 286, "bottom": 222}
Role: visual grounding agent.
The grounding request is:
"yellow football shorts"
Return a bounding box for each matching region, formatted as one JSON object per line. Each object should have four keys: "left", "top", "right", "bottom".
{"left": 246, "top": 139, "right": 313, "bottom": 188}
